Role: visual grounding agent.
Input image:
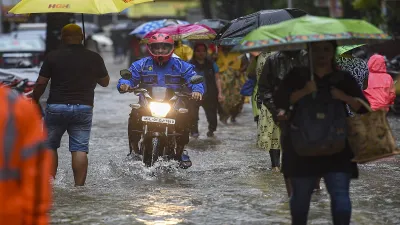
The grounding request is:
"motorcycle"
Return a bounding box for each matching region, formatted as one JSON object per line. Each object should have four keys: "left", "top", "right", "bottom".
{"left": 0, "top": 76, "right": 35, "bottom": 98}
{"left": 1, "top": 73, "right": 45, "bottom": 117}
{"left": 120, "top": 69, "right": 204, "bottom": 167}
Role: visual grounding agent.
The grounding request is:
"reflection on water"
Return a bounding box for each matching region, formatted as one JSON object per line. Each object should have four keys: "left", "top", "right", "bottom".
{"left": 135, "top": 201, "right": 193, "bottom": 224}
{"left": 136, "top": 218, "right": 183, "bottom": 225}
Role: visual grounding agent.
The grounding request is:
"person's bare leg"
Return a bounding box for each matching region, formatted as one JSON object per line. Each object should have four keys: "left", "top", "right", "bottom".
{"left": 52, "top": 149, "right": 58, "bottom": 178}
{"left": 71, "top": 151, "right": 88, "bottom": 186}
{"left": 314, "top": 177, "right": 322, "bottom": 190}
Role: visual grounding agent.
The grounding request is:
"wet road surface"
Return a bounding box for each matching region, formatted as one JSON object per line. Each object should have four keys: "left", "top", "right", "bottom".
{"left": 51, "top": 53, "right": 400, "bottom": 225}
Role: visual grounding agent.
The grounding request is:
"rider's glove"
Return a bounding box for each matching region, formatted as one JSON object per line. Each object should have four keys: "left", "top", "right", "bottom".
{"left": 119, "top": 84, "right": 130, "bottom": 92}
{"left": 192, "top": 92, "right": 202, "bottom": 101}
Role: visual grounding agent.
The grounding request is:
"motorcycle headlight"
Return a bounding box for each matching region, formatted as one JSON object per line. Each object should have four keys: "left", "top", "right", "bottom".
{"left": 149, "top": 102, "right": 171, "bottom": 118}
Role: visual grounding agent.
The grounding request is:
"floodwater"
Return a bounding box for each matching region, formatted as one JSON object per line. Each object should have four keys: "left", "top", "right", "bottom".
{"left": 51, "top": 53, "right": 400, "bottom": 225}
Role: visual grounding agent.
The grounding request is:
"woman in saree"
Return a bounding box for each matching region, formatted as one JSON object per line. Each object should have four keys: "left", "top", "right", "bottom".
{"left": 216, "top": 46, "right": 248, "bottom": 124}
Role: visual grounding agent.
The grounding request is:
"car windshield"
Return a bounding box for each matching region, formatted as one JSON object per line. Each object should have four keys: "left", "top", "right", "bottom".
{"left": 11, "top": 30, "right": 46, "bottom": 40}
{"left": 0, "top": 37, "right": 45, "bottom": 52}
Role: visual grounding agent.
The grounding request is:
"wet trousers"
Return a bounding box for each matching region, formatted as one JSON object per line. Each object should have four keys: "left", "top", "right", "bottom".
{"left": 290, "top": 172, "right": 352, "bottom": 225}
{"left": 189, "top": 97, "right": 218, "bottom": 133}
{"left": 269, "top": 149, "right": 280, "bottom": 168}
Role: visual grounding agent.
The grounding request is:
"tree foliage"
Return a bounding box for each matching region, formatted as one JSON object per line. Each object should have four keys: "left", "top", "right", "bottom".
{"left": 352, "top": 0, "right": 380, "bottom": 10}
{"left": 351, "top": 0, "right": 383, "bottom": 27}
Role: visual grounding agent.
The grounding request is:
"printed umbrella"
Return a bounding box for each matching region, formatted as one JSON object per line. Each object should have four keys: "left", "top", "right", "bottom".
{"left": 129, "top": 19, "right": 190, "bottom": 38}
{"left": 215, "top": 8, "right": 307, "bottom": 46}
{"left": 234, "top": 15, "right": 391, "bottom": 53}
{"left": 8, "top": 0, "right": 153, "bottom": 42}
{"left": 141, "top": 24, "right": 216, "bottom": 43}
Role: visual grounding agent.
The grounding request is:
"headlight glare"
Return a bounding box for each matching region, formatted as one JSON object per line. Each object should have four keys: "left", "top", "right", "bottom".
{"left": 149, "top": 102, "right": 171, "bottom": 118}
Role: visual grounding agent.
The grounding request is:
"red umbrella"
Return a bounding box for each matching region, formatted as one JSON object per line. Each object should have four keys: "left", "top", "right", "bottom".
{"left": 142, "top": 24, "right": 216, "bottom": 43}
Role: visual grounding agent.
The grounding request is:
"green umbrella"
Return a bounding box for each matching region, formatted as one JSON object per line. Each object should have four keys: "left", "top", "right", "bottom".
{"left": 336, "top": 44, "right": 364, "bottom": 56}
{"left": 234, "top": 15, "right": 391, "bottom": 53}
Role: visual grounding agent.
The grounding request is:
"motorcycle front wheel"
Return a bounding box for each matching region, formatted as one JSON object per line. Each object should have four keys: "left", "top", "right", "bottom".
{"left": 143, "top": 137, "right": 161, "bottom": 167}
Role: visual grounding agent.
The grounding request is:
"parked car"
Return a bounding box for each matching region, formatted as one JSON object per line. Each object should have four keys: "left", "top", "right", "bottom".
{"left": 13, "top": 23, "right": 47, "bottom": 41}
{"left": 0, "top": 35, "right": 45, "bottom": 69}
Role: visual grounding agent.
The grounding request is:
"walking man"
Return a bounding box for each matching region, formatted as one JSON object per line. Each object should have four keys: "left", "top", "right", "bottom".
{"left": 32, "top": 24, "right": 110, "bottom": 186}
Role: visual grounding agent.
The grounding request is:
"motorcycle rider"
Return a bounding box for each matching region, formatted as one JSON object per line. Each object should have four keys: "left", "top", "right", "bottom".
{"left": 117, "top": 33, "right": 204, "bottom": 168}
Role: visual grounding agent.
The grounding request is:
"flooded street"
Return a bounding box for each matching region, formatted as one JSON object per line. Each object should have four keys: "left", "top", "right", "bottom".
{"left": 51, "top": 53, "right": 399, "bottom": 225}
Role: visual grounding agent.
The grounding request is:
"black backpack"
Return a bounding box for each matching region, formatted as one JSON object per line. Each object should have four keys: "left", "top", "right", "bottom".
{"left": 290, "top": 72, "right": 348, "bottom": 156}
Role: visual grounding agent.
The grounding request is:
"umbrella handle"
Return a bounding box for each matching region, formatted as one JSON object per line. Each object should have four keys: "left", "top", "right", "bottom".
{"left": 308, "top": 43, "right": 316, "bottom": 98}
{"left": 82, "top": 14, "right": 86, "bottom": 45}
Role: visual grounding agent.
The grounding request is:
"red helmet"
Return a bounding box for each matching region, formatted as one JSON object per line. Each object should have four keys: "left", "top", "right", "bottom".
{"left": 147, "top": 33, "right": 174, "bottom": 64}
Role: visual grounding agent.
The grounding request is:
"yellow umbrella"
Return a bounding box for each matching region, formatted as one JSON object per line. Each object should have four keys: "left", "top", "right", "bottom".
{"left": 8, "top": 0, "right": 154, "bottom": 14}
{"left": 8, "top": 0, "right": 153, "bottom": 43}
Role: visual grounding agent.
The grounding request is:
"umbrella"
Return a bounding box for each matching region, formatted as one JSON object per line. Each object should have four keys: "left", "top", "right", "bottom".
{"left": 8, "top": 0, "right": 153, "bottom": 43}
{"left": 129, "top": 19, "right": 190, "bottom": 38}
{"left": 336, "top": 44, "right": 365, "bottom": 56}
{"left": 8, "top": 0, "right": 153, "bottom": 14}
{"left": 234, "top": 15, "right": 391, "bottom": 86}
{"left": 234, "top": 15, "right": 391, "bottom": 53}
{"left": 195, "top": 19, "right": 229, "bottom": 33}
{"left": 141, "top": 24, "right": 216, "bottom": 43}
{"left": 215, "top": 8, "right": 307, "bottom": 46}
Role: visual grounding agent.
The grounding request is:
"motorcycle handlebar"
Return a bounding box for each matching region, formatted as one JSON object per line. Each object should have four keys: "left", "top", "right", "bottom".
{"left": 174, "top": 92, "right": 192, "bottom": 98}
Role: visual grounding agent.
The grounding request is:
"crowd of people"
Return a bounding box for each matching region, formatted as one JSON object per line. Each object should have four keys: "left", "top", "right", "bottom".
{"left": 1, "top": 19, "right": 398, "bottom": 225}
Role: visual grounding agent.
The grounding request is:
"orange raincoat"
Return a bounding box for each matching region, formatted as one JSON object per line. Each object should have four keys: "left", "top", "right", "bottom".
{"left": 0, "top": 86, "right": 52, "bottom": 225}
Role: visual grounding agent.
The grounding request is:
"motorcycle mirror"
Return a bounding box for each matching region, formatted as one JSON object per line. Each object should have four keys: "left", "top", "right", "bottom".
{"left": 190, "top": 75, "right": 204, "bottom": 84}
{"left": 120, "top": 69, "right": 132, "bottom": 80}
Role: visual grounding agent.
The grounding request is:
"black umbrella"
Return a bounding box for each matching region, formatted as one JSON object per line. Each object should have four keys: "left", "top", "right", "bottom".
{"left": 215, "top": 8, "right": 307, "bottom": 46}
{"left": 195, "top": 19, "right": 230, "bottom": 33}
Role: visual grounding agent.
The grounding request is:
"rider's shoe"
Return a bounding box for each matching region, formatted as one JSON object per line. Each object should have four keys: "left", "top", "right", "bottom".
{"left": 128, "top": 143, "right": 141, "bottom": 159}
{"left": 206, "top": 131, "right": 214, "bottom": 137}
{"left": 179, "top": 150, "right": 192, "bottom": 169}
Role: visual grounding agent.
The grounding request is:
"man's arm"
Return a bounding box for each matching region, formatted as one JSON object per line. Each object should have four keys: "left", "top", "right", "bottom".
{"left": 33, "top": 56, "right": 52, "bottom": 104}
{"left": 95, "top": 55, "right": 110, "bottom": 87}
{"left": 32, "top": 76, "right": 49, "bottom": 104}
{"left": 97, "top": 76, "right": 110, "bottom": 87}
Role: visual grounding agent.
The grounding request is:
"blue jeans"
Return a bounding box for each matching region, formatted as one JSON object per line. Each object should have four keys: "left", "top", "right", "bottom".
{"left": 290, "top": 172, "right": 352, "bottom": 225}
{"left": 45, "top": 104, "right": 93, "bottom": 152}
